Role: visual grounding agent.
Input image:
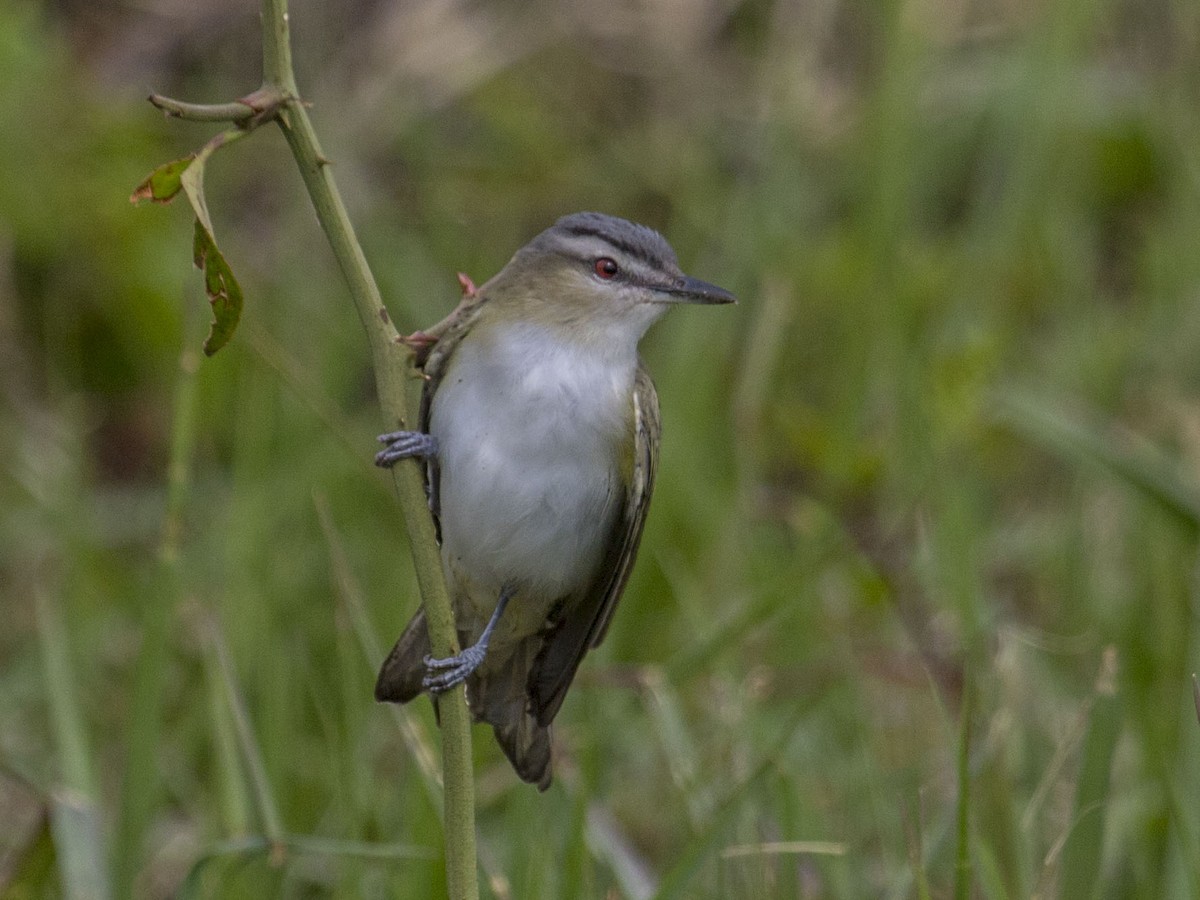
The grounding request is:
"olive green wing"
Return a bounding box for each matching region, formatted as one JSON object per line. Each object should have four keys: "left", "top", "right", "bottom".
{"left": 529, "top": 363, "right": 661, "bottom": 726}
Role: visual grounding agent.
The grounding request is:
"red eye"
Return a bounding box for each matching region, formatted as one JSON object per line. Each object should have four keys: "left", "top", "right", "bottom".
{"left": 594, "top": 257, "right": 619, "bottom": 279}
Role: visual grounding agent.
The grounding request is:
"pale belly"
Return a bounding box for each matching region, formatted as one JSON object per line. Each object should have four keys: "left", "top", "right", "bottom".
{"left": 428, "top": 326, "right": 633, "bottom": 628}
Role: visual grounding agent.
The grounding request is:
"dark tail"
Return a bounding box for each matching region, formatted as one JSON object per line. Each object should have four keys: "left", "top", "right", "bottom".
{"left": 375, "top": 611, "right": 554, "bottom": 790}
{"left": 375, "top": 608, "right": 431, "bottom": 703}
{"left": 492, "top": 715, "right": 552, "bottom": 791}
{"left": 472, "top": 639, "right": 554, "bottom": 791}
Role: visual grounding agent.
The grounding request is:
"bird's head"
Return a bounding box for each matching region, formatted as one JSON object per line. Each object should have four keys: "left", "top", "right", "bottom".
{"left": 484, "top": 212, "right": 735, "bottom": 347}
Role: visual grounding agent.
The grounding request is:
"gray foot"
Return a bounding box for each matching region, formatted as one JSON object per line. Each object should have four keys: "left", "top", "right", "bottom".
{"left": 420, "top": 586, "right": 513, "bottom": 694}
{"left": 422, "top": 644, "right": 488, "bottom": 693}
{"left": 375, "top": 431, "right": 438, "bottom": 468}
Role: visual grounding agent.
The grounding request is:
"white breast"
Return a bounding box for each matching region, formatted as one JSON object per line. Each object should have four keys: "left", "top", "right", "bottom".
{"left": 429, "top": 322, "right": 635, "bottom": 616}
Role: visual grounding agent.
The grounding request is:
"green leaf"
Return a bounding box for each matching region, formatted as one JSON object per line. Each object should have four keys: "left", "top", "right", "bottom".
{"left": 190, "top": 220, "right": 243, "bottom": 356}
{"left": 178, "top": 130, "right": 246, "bottom": 356}
{"left": 129, "top": 155, "right": 194, "bottom": 204}
{"left": 132, "top": 129, "right": 248, "bottom": 356}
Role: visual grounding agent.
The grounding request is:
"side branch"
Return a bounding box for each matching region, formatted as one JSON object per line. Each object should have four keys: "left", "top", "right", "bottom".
{"left": 149, "top": 94, "right": 256, "bottom": 122}
{"left": 149, "top": 86, "right": 290, "bottom": 128}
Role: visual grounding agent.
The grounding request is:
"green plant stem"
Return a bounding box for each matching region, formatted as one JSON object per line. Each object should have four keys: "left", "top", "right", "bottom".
{"left": 258, "top": 0, "right": 478, "bottom": 896}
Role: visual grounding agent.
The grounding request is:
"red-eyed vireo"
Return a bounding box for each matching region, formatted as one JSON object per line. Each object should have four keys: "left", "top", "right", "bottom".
{"left": 373, "top": 212, "right": 735, "bottom": 789}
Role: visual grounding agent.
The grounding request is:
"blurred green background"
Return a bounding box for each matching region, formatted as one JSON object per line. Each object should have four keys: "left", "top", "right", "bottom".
{"left": 3, "top": 0, "right": 1200, "bottom": 896}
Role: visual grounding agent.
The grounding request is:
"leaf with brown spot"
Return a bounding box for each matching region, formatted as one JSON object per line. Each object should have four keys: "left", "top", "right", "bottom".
{"left": 192, "top": 221, "right": 243, "bottom": 356}
{"left": 130, "top": 155, "right": 195, "bottom": 204}
{"left": 178, "top": 130, "right": 247, "bottom": 355}
{"left": 133, "top": 129, "right": 250, "bottom": 355}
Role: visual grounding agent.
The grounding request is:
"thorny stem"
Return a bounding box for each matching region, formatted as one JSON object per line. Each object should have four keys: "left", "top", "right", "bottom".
{"left": 259, "top": 3, "right": 479, "bottom": 897}
{"left": 147, "top": 0, "right": 480, "bottom": 895}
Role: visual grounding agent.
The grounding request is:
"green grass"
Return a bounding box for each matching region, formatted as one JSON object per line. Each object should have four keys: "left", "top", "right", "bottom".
{"left": 3, "top": 0, "right": 1200, "bottom": 896}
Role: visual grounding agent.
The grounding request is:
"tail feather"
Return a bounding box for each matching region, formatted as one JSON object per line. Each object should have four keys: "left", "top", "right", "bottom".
{"left": 492, "top": 715, "right": 552, "bottom": 791}
{"left": 375, "top": 611, "right": 555, "bottom": 790}
{"left": 375, "top": 608, "right": 430, "bottom": 703}
{"left": 471, "top": 640, "right": 554, "bottom": 790}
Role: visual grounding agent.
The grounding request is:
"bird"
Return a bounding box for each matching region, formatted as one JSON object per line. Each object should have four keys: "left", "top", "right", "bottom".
{"left": 372, "top": 211, "right": 734, "bottom": 789}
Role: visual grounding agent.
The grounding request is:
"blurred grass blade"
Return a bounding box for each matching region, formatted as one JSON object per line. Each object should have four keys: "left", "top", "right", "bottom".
{"left": 971, "top": 837, "right": 1012, "bottom": 900}
{"left": 112, "top": 325, "right": 202, "bottom": 898}
{"left": 112, "top": 564, "right": 180, "bottom": 896}
{"left": 176, "top": 837, "right": 270, "bottom": 900}
{"left": 34, "top": 589, "right": 112, "bottom": 900}
{"left": 313, "top": 493, "right": 442, "bottom": 808}
{"left": 994, "top": 392, "right": 1200, "bottom": 532}
{"left": 1057, "top": 648, "right": 1121, "bottom": 900}
{"left": 718, "top": 841, "right": 847, "bottom": 858}
{"left": 1192, "top": 675, "right": 1199, "bottom": 728}
{"left": 1021, "top": 686, "right": 1093, "bottom": 834}
{"left": 1164, "top": 776, "right": 1200, "bottom": 898}
{"left": 34, "top": 590, "right": 97, "bottom": 800}
{"left": 585, "top": 805, "right": 656, "bottom": 900}
{"left": 955, "top": 672, "right": 972, "bottom": 900}
{"left": 902, "top": 799, "right": 933, "bottom": 900}
{"left": 244, "top": 323, "right": 364, "bottom": 462}
{"left": 0, "top": 808, "right": 55, "bottom": 895}
{"left": 731, "top": 276, "right": 795, "bottom": 473}
{"left": 204, "top": 639, "right": 252, "bottom": 835}
{"left": 208, "top": 623, "right": 285, "bottom": 846}
{"left": 176, "top": 834, "right": 437, "bottom": 899}
{"left": 283, "top": 835, "right": 436, "bottom": 861}
{"left": 667, "top": 562, "right": 810, "bottom": 682}
{"left": 48, "top": 792, "right": 112, "bottom": 900}
{"left": 652, "top": 706, "right": 806, "bottom": 900}
{"left": 640, "top": 668, "right": 706, "bottom": 824}
{"left": 650, "top": 762, "right": 771, "bottom": 900}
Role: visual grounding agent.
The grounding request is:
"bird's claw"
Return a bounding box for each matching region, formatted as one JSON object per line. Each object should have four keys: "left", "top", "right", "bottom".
{"left": 374, "top": 431, "right": 438, "bottom": 468}
{"left": 422, "top": 645, "right": 487, "bottom": 693}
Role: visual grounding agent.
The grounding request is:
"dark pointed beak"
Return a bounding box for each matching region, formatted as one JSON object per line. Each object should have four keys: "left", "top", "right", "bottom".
{"left": 657, "top": 274, "right": 737, "bottom": 305}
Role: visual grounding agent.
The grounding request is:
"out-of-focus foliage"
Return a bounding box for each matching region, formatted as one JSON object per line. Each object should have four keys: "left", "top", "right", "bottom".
{"left": 3, "top": 0, "right": 1200, "bottom": 896}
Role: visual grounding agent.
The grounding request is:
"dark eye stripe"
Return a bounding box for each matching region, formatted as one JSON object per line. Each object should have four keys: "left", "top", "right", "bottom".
{"left": 561, "top": 224, "right": 666, "bottom": 270}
